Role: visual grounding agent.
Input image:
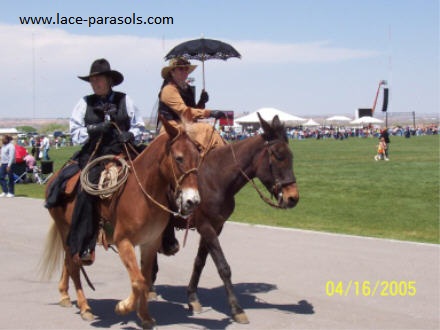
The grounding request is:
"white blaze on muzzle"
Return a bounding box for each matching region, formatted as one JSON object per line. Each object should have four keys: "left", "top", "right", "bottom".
{"left": 176, "top": 188, "right": 201, "bottom": 215}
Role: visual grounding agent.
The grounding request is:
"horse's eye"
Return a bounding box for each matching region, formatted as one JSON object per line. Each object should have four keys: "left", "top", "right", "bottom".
{"left": 175, "top": 156, "right": 184, "bottom": 164}
{"left": 272, "top": 151, "right": 284, "bottom": 161}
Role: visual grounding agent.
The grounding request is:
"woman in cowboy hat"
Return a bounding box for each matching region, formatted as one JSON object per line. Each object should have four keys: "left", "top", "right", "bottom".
{"left": 159, "top": 57, "right": 226, "bottom": 154}
{"left": 46, "top": 58, "right": 144, "bottom": 264}
{"left": 158, "top": 57, "right": 226, "bottom": 255}
{"left": 72, "top": 58, "right": 144, "bottom": 149}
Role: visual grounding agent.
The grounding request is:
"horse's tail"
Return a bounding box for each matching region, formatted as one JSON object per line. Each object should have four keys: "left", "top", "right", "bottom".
{"left": 38, "top": 222, "right": 64, "bottom": 280}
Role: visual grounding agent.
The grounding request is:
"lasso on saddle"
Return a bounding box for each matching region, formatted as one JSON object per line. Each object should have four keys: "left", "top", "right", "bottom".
{"left": 80, "top": 154, "right": 130, "bottom": 199}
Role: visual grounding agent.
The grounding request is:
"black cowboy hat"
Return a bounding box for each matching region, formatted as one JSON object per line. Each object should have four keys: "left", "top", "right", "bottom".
{"left": 78, "top": 58, "right": 124, "bottom": 86}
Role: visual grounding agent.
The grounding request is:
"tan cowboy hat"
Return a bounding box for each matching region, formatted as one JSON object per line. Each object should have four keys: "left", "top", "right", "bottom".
{"left": 161, "top": 57, "right": 197, "bottom": 79}
{"left": 78, "top": 58, "right": 124, "bottom": 86}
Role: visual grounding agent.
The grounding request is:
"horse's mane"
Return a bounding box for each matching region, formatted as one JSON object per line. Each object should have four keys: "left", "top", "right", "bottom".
{"left": 133, "top": 132, "right": 169, "bottom": 168}
{"left": 202, "top": 116, "right": 289, "bottom": 170}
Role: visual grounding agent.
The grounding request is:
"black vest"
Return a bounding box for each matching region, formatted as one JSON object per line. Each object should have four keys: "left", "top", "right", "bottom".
{"left": 78, "top": 91, "right": 130, "bottom": 166}
{"left": 84, "top": 91, "right": 130, "bottom": 130}
{"left": 158, "top": 84, "right": 196, "bottom": 121}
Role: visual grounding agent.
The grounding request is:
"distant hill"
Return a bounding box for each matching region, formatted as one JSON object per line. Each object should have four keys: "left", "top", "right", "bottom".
{"left": 0, "top": 118, "right": 69, "bottom": 129}
{"left": 1, "top": 112, "right": 438, "bottom": 129}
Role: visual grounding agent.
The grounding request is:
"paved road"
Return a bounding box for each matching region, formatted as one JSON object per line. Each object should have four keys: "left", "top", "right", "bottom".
{"left": 0, "top": 197, "right": 439, "bottom": 329}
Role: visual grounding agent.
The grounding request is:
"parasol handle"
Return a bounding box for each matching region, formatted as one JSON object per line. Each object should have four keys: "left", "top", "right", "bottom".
{"left": 202, "top": 59, "right": 206, "bottom": 90}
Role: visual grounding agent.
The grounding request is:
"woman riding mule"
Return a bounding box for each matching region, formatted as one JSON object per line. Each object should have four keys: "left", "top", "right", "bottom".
{"left": 159, "top": 57, "right": 226, "bottom": 153}
{"left": 45, "top": 58, "right": 144, "bottom": 264}
{"left": 158, "top": 57, "right": 227, "bottom": 254}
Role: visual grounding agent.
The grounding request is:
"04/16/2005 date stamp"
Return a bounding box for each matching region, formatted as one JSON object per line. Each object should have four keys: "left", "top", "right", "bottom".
{"left": 325, "top": 280, "right": 416, "bottom": 297}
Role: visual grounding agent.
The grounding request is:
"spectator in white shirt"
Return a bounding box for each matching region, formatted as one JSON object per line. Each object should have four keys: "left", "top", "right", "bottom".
{"left": 0, "top": 135, "right": 16, "bottom": 197}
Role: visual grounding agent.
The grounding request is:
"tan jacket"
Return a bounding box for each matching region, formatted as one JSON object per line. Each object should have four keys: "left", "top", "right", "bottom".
{"left": 160, "top": 83, "right": 210, "bottom": 123}
{"left": 159, "top": 83, "right": 225, "bottom": 154}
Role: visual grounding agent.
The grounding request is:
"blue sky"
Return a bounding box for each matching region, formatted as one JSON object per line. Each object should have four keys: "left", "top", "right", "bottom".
{"left": 0, "top": 0, "right": 438, "bottom": 121}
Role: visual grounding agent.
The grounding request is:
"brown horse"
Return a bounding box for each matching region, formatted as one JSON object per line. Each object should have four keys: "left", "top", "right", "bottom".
{"left": 148, "top": 114, "right": 300, "bottom": 324}
{"left": 40, "top": 119, "right": 201, "bottom": 329}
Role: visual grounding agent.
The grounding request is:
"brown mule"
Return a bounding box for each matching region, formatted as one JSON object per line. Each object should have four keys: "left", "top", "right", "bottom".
{"left": 40, "top": 118, "right": 201, "bottom": 329}
{"left": 147, "top": 114, "right": 300, "bottom": 324}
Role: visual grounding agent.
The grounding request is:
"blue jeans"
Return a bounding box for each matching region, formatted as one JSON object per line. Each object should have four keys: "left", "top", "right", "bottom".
{"left": 0, "top": 163, "right": 14, "bottom": 194}
{"left": 43, "top": 148, "right": 50, "bottom": 160}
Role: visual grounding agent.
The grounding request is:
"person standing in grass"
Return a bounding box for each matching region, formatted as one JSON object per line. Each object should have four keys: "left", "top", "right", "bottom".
{"left": 380, "top": 128, "right": 390, "bottom": 160}
{"left": 374, "top": 137, "right": 388, "bottom": 161}
{"left": 41, "top": 134, "right": 50, "bottom": 160}
{"left": 0, "top": 135, "right": 16, "bottom": 197}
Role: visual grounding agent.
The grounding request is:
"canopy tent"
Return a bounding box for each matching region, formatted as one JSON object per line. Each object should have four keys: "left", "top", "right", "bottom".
{"left": 350, "top": 116, "right": 384, "bottom": 125}
{"left": 0, "top": 128, "right": 18, "bottom": 135}
{"left": 303, "top": 118, "right": 320, "bottom": 127}
{"left": 325, "top": 115, "right": 352, "bottom": 122}
{"left": 235, "top": 107, "right": 306, "bottom": 125}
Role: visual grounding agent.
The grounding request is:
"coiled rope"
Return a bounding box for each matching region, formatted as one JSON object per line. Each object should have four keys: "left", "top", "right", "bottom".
{"left": 80, "top": 155, "right": 130, "bottom": 198}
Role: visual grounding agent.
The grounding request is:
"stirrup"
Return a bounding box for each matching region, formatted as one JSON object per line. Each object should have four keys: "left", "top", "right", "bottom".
{"left": 80, "top": 249, "right": 95, "bottom": 264}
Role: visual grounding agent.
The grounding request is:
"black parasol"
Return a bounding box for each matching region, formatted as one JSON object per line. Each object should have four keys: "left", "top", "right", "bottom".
{"left": 164, "top": 37, "right": 241, "bottom": 89}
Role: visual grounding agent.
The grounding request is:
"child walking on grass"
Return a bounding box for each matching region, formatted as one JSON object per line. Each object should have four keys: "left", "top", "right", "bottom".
{"left": 374, "top": 137, "right": 389, "bottom": 161}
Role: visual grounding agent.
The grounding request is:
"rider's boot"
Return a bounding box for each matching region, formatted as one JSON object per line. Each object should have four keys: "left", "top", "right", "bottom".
{"left": 160, "top": 221, "right": 179, "bottom": 256}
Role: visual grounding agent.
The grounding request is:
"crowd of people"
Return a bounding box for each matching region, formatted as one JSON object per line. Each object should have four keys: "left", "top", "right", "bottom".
{"left": 282, "top": 125, "right": 438, "bottom": 140}
{"left": 17, "top": 134, "right": 71, "bottom": 159}
{"left": 216, "top": 123, "right": 438, "bottom": 142}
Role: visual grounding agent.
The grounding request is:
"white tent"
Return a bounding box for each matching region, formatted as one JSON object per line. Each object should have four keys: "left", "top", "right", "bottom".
{"left": 303, "top": 118, "right": 320, "bottom": 127}
{"left": 326, "top": 115, "right": 352, "bottom": 122}
{"left": 0, "top": 128, "right": 18, "bottom": 134}
{"left": 235, "top": 107, "right": 306, "bottom": 125}
{"left": 350, "top": 116, "right": 384, "bottom": 125}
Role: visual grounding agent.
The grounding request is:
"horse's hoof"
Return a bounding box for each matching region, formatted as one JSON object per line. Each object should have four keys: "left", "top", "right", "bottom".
{"left": 233, "top": 312, "right": 249, "bottom": 324}
{"left": 59, "top": 297, "right": 72, "bottom": 308}
{"left": 142, "top": 318, "right": 156, "bottom": 330}
{"left": 147, "top": 291, "right": 158, "bottom": 301}
{"left": 81, "top": 309, "right": 95, "bottom": 321}
{"left": 160, "top": 241, "right": 180, "bottom": 256}
{"left": 189, "top": 300, "right": 203, "bottom": 314}
{"left": 115, "top": 301, "right": 130, "bottom": 315}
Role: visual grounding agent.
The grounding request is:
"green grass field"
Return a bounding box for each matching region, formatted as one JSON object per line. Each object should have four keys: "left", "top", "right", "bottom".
{"left": 15, "top": 135, "right": 439, "bottom": 244}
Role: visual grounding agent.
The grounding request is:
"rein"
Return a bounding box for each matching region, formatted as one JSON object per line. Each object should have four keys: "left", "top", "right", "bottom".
{"left": 120, "top": 125, "right": 197, "bottom": 218}
{"left": 229, "top": 138, "right": 292, "bottom": 209}
{"left": 167, "top": 134, "right": 199, "bottom": 215}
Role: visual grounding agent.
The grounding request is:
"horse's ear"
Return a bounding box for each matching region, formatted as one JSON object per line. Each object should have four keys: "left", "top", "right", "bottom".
{"left": 258, "top": 112, "right": 271, "bottom": 134}
{"left": 159, "top": 115, "right": 179, "bottom": 139}
{"left": 272, "top": 115, "right": 282, "bottom": 128}
{"left": 259, "top": 114, "right": 287, "bottom": 142}
{"left": 271, "top": 115, "right": 287, "bottom": 142}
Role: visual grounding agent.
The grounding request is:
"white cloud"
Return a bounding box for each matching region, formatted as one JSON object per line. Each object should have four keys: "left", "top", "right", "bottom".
{"left": 0, "top": 24, "right": 383, "bottom": 119}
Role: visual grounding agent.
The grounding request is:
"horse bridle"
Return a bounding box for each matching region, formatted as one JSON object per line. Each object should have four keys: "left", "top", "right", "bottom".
{"left": 262, "top": 140, "right": 296, "bottom": 200}
{"left": 126, "top": 128, "right": 198, "bottom": 218}
{"left": 231, "top": 138, "right": 295, "bottom": 209}
{"left": 166, "top": 134, "right": 199, "bottom": 201}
